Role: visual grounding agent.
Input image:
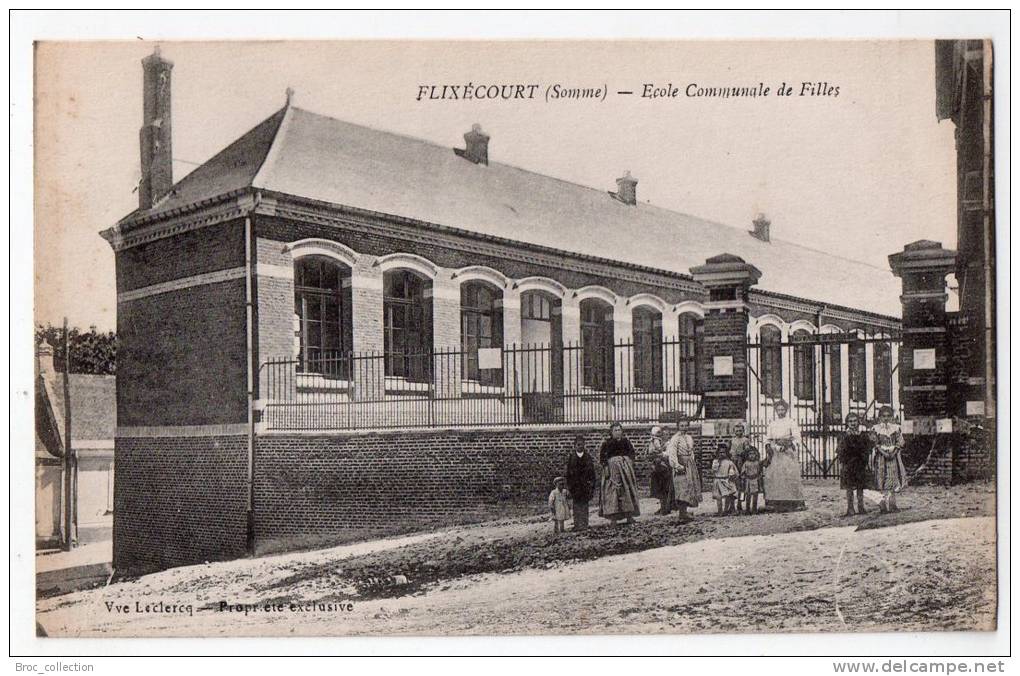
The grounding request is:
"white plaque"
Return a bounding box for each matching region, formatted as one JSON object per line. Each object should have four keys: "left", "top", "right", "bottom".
{"left": 936, "top": 418, "right": 954, "bottom": 433}
{"left": 477, "top": 347, "right": 503, "bottom": 370}
{"left": 713, "top": 355, "right": 734, "bottom": 376}
{"left": 913, "top": 348, "right": 936, "bottom": 370}
{"left": 966, "top": 400, "right": 986, "bottom": 416}
{"left": 901, "top": 419, "right": 914, "bottom": 434}
{"left": 701, "top": 422, "right": 716, "bottom": 436}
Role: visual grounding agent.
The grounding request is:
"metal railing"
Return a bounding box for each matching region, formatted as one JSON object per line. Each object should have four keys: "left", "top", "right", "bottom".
{"left": 260, "top": 337, "right": 703, "bottom": 431}
{"left": 745, "top": 330, "right": 903, "bottom": 479}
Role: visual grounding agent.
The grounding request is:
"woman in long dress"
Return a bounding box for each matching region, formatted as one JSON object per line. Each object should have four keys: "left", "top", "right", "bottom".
{"left": 665, "top": 424, "right": 702, "bottom": 522}
{"left": 598, "top": 422, "right": 640, "bottom": 524}
{"left": 762, "top": 399, "right": 806, "bottom": 511}
{"left": 870, "top": 405, "right": 907, "bottom": 513}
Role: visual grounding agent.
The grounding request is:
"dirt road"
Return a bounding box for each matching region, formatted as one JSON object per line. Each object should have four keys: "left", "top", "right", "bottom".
{"left": 37, "top": 482, "right": 996, "bottom": 637}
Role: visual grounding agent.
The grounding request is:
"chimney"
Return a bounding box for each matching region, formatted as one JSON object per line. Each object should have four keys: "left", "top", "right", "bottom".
{"left": 615, "top": 170, "right": 638, "bottom": 206}
{"left": 456, "top": 123, "right": 489, "bottom": 165}
{"left": 36, "top": 340, "right": 55, "bottom": 377}
{"left": 139, "top": 47, "right": 174, "bottom": 210}
{"left": 750, "top": 212, "right": 771, "bottom": 243}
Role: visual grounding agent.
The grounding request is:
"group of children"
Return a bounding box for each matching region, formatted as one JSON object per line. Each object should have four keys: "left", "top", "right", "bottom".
{"left": 710, "top": 423, "right": 764, "bottom": 516}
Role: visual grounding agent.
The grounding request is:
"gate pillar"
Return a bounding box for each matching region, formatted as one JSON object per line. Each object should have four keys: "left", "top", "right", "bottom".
{"left": 888, "top": 240, "right": 957, "bottom": 419}
{"left": 689, "top": 254, "right": 762, "bottom": 426}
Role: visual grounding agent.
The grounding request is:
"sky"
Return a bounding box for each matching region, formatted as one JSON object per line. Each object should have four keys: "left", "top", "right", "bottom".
{"left": 33, "top": 40, "right": 957, "bottom": 332}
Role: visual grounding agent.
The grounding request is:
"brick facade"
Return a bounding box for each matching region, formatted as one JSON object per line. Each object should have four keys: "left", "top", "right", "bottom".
{"left": 253, "top": 424, "right": 708, "bottom": 551}
{"left": 113, "top": 435, "right": 248, "bottom": 574}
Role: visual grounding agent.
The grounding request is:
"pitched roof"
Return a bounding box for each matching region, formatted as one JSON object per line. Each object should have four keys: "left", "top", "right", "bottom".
{"left": 37, "top": 373, "right": 116, "bottom": 457}
{"left": 126, "top": 105, "right": 902, "bottom": 316}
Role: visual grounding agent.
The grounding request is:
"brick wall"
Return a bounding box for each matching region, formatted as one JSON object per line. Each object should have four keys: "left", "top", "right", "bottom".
{"left": 116, "top": 220, "right": 249, "bottom": 427}
{"left": 116, "top": 220, "right": 245, "bottom": 292}
{"left": 118, "top": 279, "right": 248, "bottom": 426}
{"left": 253, "top": 424, "right": 707, "bottom": 548}
{"left": 113, "top": 435, "right": 248, "bottom": 574}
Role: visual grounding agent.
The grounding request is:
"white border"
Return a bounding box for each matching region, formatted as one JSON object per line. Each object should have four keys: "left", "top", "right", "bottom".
{"left": 10, "top": 9, "right": 1010, "bottom": 664}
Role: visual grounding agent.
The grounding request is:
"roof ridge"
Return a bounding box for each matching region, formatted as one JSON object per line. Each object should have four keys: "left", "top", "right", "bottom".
{"left": 281, "top": 106, "right": 892, "bottom": 274}
{"left": 251, "top": 104, "right": 294, "bottom": 188}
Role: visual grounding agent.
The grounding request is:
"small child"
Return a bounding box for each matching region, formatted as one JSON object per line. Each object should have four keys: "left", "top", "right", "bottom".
{"left": 711, "top": 444, "right": 738, "bottom": 516}
{"left": 740, "top": 446, "right": 764, "bottom": 514}
{"left": 548, "top": 476, "right": 571, "bottom": 534}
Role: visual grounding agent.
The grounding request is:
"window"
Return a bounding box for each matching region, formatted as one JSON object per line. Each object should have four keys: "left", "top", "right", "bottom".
{"left": 520, "top": 291, "right": 562, "bottom": 393}
{"left": 632, "top": 307, "right": 663, "bottom": 391}
{"left": 522, "top": 293, "right": 552, "bottom": 321}
{"left": 383, "top": 269, "right": 432, "bottom": 381}
{"left": 848, "top": 337, "right": 867, "bottom": 402}
{"left": 294, "top": 256, "right": 351, "bottom": 377}
{"left": 580, "top": 298, "right": 615, "bottom": 391}
{"left": 678, "top": 313, "right": 702, "bottom": 393}
{"left": 873, "top": 340, "right": 893, "bottom": 404}
{"left": 461, "top": 282, "right": 503, "bottom": 385}
{"left": 760, "top": 324, "right": 783, "bottom": 399}
{"left": 792, "top": 329, "right": 815, "bottom": 400}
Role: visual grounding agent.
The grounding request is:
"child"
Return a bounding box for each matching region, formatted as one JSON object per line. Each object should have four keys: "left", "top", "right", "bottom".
{"left": 711, "top": 443, "right": 738, "bottom": 516}
{"left": 729, "top": 422, "right": 753, "bottom": 513}
{"left": 870, "top": 405, "right": 906, "bottom": 513}
{"left": 648, "top": 426, "right": 674, "bottom": 515}
{"left": 548, "top": 476, "right": 571, "bottom": 534}
{"left": 836, "top": 412, "right": 871, "bottom": 516}
{"left": 740, "top": 446, "right": 764, "bottom": 514}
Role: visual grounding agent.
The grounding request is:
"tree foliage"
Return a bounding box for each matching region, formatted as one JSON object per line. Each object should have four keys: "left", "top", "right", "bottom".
{"left": 35, "top": 324, "right": 117, "bottom": 375}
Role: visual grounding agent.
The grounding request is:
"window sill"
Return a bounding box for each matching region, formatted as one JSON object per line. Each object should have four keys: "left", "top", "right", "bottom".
{"left": 296, "top": 374, "right": 352, "bottom": 391}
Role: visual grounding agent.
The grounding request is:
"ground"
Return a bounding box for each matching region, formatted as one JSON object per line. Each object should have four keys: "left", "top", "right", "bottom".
{"left": 36, "top": 481, "right": 997, "bottom": 637}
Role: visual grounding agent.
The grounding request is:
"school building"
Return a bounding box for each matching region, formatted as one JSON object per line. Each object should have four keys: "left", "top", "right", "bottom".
{"left": 102, "top": 49, "right": 990, "bottom": 574}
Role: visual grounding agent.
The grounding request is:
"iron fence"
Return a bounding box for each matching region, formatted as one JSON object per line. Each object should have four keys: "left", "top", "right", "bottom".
{"left": 260, "top": 337, "right": 703, "bottom": 431}
{"left": 745, "top": 330, "right": 903, "bottom": 479}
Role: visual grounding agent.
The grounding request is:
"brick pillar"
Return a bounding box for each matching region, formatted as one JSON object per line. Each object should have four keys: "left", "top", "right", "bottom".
{"left": 689, "top": 254, "right": 762, "bottom": 429}
{"left": 888, "top": 240, "right": 957, "bottom": 419}
{"left": 559, "top": 297, "right": 581, "bottom": 392}
{"left": 430, "top": 271, "right": 462, "bottom": 399}
{"left": 254, "top": 237, "right": 297, "bottom": 404}
{"left": 613, "top": 304, "right": 634, "bottom": 390}
{"left": 500, "top": 288, "right": 522, "bottom": 349}
{"left": 350, "top": 259, "right": 385, "bottom": 401}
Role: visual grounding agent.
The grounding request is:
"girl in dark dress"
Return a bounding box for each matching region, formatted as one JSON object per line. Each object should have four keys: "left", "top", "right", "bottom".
{"left": 836, "top": 412, "right": 871, "bottom": 516}
{"left": 647, "top": 425, "right": 674, "bottom": 515}
{"left": 598, "top": 422, "right": 640, "bottom": 524}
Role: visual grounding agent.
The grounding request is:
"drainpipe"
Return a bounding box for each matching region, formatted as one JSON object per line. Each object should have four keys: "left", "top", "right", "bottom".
{"left": 244, "top": 194, "right": 259, "bottom": 556}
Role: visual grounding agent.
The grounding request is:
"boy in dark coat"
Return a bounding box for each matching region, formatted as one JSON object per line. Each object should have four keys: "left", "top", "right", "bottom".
{"left": 565, "top": 434, "right": 597, "bottom": 531}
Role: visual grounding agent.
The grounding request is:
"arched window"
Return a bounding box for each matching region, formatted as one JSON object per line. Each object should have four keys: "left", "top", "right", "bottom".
{"left": 792, "top": 329, "right": 815, "bottom": 400}
{"left": 383, "top": 269, "right": 432, "bottom": 381}
{"left": 678, "top": 313, "right": 702, "bottom": 393}
{"left": 632, "top": 307, "right": 663, "bottom": 391}
{"left": 520, "top": 291, "right": 562, "bottom": 393}
{"left": 294, "top": 256, "right": 352, "bottom": 377}
{"left": 461, "top": 281, "right": 503, "bottom": 385}
{"left": 873, "top": 340, "right": 893, "bottom": 404}
{"left": 580, "top": 298, "right": 615, "bottom": 391}
{"left": 760, "top": 324, "right": 783, "bottom": 399}
{"left": 848, "top": 335, "right": 867, "bottom": 403}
